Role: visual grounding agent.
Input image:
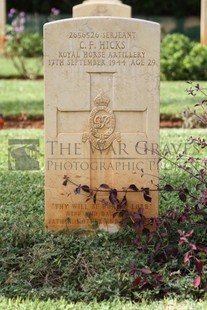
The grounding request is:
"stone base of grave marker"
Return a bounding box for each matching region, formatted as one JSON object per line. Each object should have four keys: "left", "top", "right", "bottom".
{"left": 44, "top": 16, "right": 160, "bottom": 232}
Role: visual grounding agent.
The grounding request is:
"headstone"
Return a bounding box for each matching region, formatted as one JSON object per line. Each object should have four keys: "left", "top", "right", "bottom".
{"left": 44, "top": 0, "right": 160, "bottom": 232}
{"left": 201, "top": 0, "right": 207, "bottom": 45}
{"left": 73, "top": 0, "right": 131, "bottom": 17}
{"left": 0, "top": 0, "right": 6, "bottom": 54}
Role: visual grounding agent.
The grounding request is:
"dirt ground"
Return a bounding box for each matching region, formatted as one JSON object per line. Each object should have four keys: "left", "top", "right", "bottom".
{"left": 4, "top": 118, "right": 44, "bottom": 129}
{"left": 3, "top": 117, "right": 183, "bottom": 129}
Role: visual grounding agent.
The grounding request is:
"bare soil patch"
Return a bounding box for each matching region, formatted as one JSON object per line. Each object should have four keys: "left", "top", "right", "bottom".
{"left": 0, "top": 75, "right": 185, "bottom": 129}
{"left": 3, "top": 116, "right": 183, "bottom": 129}
{"left": 3, "top": 116, "right": 44, "bottom": 129}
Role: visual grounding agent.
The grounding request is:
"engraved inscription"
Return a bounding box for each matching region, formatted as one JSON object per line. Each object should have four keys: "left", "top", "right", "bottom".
{"left": 48, "top": 31, "right": 157, "bottom": 68}
{"left": 47, "top": 159, "right": 159, "bottom": 172}
{"left": 68, "top": 31, "right": 136, "bottom": 39}
{"left": 82, "top": 92, "right": 121, "bottom": 151}
{"left": 47, "top": 201, "right": 151, "bottom": 227}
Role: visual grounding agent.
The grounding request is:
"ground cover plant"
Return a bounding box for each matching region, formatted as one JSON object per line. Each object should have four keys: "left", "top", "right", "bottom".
{"left": 128, "top": 83, "right": 207, "bottom": 296}
{"left": 0, "top": 125, "right": 207, "bottom": 304}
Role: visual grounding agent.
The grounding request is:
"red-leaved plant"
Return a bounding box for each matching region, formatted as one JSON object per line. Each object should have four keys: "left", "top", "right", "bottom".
{"left": 178, "top": 229, "right": 206, "bottom": 288}
{"left": 63, "top": 82, "right": 207, "bottom": 295}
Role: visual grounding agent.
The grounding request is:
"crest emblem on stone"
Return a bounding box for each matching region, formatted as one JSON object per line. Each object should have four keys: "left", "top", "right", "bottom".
{"left": 82, "top": 92, "right": 121, "bottom": 151}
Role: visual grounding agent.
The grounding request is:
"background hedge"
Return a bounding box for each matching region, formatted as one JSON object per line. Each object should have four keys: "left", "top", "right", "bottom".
{"left": 161, "top": 33, "right": 207, "bottom": 80}
{"left": 7, "top": 0, "right": 200, "bottom": 16}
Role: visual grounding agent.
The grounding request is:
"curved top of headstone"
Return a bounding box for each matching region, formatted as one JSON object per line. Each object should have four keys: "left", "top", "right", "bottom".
{"left": 73, "top": 0, "right": 131, "bottom": 17}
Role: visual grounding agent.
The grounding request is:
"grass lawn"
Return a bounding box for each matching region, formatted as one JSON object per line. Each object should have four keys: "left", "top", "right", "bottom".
{"left": 0, "top": 54, "right": 206, "bottom": 118}
{"left": 0, "top": 57, "right": 22, "bottom": 78}
{"left": 0, "top": 56, "right": 43, "bottom": 79}
{"left": 0, "top": 297, "right": 207, "bottom": 309}
{"left": 160, "top": 81, "right": 206, "bottom": 117}
{"left": 0, "top": 80, "right": 43, "bottom": 117}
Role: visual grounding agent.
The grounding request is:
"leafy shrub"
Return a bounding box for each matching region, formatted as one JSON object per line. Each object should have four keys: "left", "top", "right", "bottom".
{"left": 19, "top": 33, "right": 43, "bottom": 58}
{"left": 3, "top": 9, "right": 43, "bottom": 79}
{"left": 183, "top": 44, "right": 207, "bottom": 80}
{"left": 4, "top": 30, "right": 43, "bottom": 79}
{"left": 4, "top": 29, "right": 43, "bottom": 58}
{"left": 161, "top": 33, "right": 207, "bottom": 81}
{"left": 130, "top": 82, "right": 207, "bottom": 296}
{"left": 161, "top": 33, "right": 193, "bottom": 80}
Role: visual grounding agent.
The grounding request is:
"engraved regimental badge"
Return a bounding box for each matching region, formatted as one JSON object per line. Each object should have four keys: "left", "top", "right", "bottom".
{"left": 82, "top": 92, "right": 121, "bottom": 151}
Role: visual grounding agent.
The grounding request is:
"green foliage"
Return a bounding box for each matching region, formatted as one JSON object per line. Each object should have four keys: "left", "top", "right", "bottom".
{"left": 19, "top": 32, "right": 43, "bottom": 57}
{"left": 4, "top": 24, "right": 43, "bottom": 79}
{"left": 161, "top": 34, "right": 207, "bottom": 81}
{"left": 4, "top": 27, "right": 43, "bottom": 58}
{"left": 161, "top": 33, "right": 193, "bottom": 80}
{"left": 183, "top": 44, "right": 207, "bottom": 80}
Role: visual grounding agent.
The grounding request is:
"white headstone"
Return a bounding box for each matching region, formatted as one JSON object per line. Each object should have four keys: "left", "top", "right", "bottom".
{"left": 44, "top": 1, "right": 160, "bottom": 232}
{"left": 201, "top": 0, "right": 207, "bottom": 45}
{"left": 73, "top": 0, "right": 131, "bottom": 17}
